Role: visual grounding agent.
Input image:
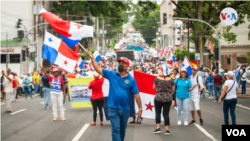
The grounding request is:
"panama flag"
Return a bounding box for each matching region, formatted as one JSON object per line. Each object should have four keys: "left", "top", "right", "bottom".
{"left": 235, "top": 65, "right": 242, "bottom": 78}
{"left": 182, "top": 56, "right": 192, "bottom": 77}
{"left": 42, "top": 31, "right": 79, "bottom": 72}
{"left": 103, "top": 71, "right": 164, "bottom": 121}
{"left": 93, "top": 51, "right": 102, "bottom": 62}
{"left": 40, "top": 8, "right": 93, "bottom": 48}
{"left": 169, "top": 51, "right": 176, "bottom": 66}
{"left": 157, "top": 49, "right": 162, "bottom": 57}
{"left": 76, "top": 58, "right": 84, "bottom": 71}
{"left": 161, "top": 49, "right": 165, "bottom": 57}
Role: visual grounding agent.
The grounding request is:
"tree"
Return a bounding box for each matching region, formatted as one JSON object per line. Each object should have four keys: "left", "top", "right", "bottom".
{"left": 132, "top": 3, "right": 160, "bottom": 45}
{"left": 51, "top": 1, "right": 130, "bottom": 49}
{"left": 247, "top": 50, "right": 250, "bottom": 64}
{"left": 172, "top": 1, "right": 246, "bottom": 65}
{"left": 174, "top": 48, "right": 195, "bottom": 61}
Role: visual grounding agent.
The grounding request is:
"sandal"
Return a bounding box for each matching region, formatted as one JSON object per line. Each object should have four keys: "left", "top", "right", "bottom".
{"left": 61, "top": 117, "right": 66, "bottom": 121}
{"left": 129, "top": 120, "right": 136, "bottom": 124}
{"left": 53, "top": 117, "right": 57, "bottom": 121}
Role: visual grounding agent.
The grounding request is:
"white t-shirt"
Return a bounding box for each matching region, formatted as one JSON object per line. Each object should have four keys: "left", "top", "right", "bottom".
{"left": 3, "top": 75, "right": 13, "bottom": 93}
{"left": 189, "top": 74, "right": 204, "bottom": 98}
{"left": 241, "top": 72, "right": 247, "bottom": 81}
{"left": 175, "top": 74, "right": 180, "bottom": 79}
{"left": 224, "top": 80, "right": 237, "bottom": 100}
{"left": 75, "top": 73, "right": 82, "bottom": 78}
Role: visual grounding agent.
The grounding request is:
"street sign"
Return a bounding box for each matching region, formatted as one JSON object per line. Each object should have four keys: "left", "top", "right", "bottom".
{"left": 203, "top": 53, "right": 209, "bottom": 55}
{"left": 195, "top": 53, "right": 200, "bottom": 60}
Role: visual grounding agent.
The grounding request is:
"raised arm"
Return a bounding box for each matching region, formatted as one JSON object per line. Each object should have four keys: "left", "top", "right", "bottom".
{"left": 85, "top": 50, "right": 103, "bottom": 76}
{"left": 40, "top": 66, "right": 50, "bottom": 79}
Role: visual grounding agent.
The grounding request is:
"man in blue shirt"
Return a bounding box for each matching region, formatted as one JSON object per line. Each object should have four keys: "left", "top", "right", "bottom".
{"left": 85, "top": 50, "right": 142, "bottom": 141}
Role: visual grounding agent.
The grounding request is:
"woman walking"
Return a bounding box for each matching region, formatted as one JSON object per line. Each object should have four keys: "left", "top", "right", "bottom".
{"left": 153, "top": 64, "right": 174, "bottom": 135}
{"left": 206, "top": 72, "right": 214, "bottom": 99}
{"left": 41, "top": 66, "right": 66, "bottom": 121}
{"left": 88, "top": 71, "right": 105, "bottom": 126}
{"left": 219, "top": 71, "right": 238, "bottom": 125}
{"left": 175, "top": 69, "right": 196, "bottom": 126}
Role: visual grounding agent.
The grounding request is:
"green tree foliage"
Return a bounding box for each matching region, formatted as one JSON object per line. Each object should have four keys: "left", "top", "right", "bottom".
{"left": 132, "top": 3, "right": 160, "bottom": 45}
{"left": 51, "top": 1, "right": 130, "bottom": 48}
{"left": 174, "top": 48, "right": 195, "bottom": 61}
{"left": 247, "top": 50, "right": 250, "bottom": 63}
{"left": 80, "top": 48, "right": 95, "bottom": 60}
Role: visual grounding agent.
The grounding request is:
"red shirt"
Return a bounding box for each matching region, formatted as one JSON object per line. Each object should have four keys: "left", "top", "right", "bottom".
{"left": 49, "top": 76, "right": 64, "bottom": 85}
{"left": 88, "top": 78, "right": 104, "bottom": 100}
{"left": 213, "top": 74, "right": 222, "bottom": 86}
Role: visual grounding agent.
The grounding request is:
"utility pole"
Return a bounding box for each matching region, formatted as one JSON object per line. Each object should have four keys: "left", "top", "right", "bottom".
{"left": 179, "top": 24, "right": 182, "bottom": 60}
{"left": 187, "top": 21, "right": 190, "bottom": 59}
{"left": 173, "top": 20, "right": 175, "bottom": 51}
{"left": 36, "top": 0, "right": 39, "bottom": 70}
{"left": 6, "top": 33, "right": 8, "bottom": 68}
{"left": 102, "top": 19, "right": 104, "bottom": 55}
{"left": 96, "top": 18, "right": 99, "bottom": 52}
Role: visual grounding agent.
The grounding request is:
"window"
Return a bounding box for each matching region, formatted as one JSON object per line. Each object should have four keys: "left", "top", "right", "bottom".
{"left": 183, "top": 25, "right": 186, "bottom": 30}
{"left": 30, "top": 52, "right": 36, "bottom": 61}
{"left": 165, "top": 36, "right": 169, "bottom": 46}
{"left": 170, "top": 38, "right": 172, "bottom": 46}
{"left": 168, "top": 2, "right": 171, "bottom": 5}
{"left": 169, "top": 14, "right": 171, "bottom": 17}
{"left": 1, "top": 54, "right": 6, "bottom": 63}
{"left": 9, "top": 54, "right": 20, "bottom": 63}
{"left": 163, "top": 13, "right": 167, "bottom": 24}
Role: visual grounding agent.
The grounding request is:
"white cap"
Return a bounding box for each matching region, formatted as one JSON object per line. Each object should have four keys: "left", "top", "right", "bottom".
{"left": 225, "top": 71, "right": 234, "bottom": 77}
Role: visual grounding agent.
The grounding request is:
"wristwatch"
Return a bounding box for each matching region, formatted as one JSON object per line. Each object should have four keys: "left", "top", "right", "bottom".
{"left": 139, "top": 109, "right": 143, "bottom": 111}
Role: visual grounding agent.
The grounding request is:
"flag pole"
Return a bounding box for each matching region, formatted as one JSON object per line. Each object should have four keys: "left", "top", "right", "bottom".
{"left": 78, "top": 43, "right": 92, "bottom": 58}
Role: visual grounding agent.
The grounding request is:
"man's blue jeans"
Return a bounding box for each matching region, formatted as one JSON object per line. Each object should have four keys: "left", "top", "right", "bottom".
{"left": 42, "top": 87, "right": 51, "bottom": 108}
{"left": 24, "top": 86, "right": 32, "bottom": 98}
{"left": 201, "top": 82, "right": 205, "bottom": 99}
{"left": 223, "top": 98, "right": 237, "bottom": 125}
{"left": 207, "top": 83, "right": 214, "bottom": 97}
{"left": 214, "top": 86, "right": 221, "bottom": 101}
{"left": 34, "top": 84, "right": 40, "bottom": 93}
{"left": 242, "top": 81, "right": 246, "bottom": 94}
{"left": 176, "top": 97, "right": 189, "bottom": 121}
{"left": 108, "top": 107, "right": 130, "bottom": 141}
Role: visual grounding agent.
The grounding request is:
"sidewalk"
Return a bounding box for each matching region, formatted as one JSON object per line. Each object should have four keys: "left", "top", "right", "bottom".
{"left": 205, "top": 82, "right": 250, "bottom": 98}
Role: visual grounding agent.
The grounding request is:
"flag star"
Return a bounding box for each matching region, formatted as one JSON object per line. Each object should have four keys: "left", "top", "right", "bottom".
{"left": 145, "top": 102, "right": 154, "bottom": 111}
{"left": 64, "top": 60, "right": 68, "bottom": 65}
{"left": 48, "top": 38, "right": 53, "bottom": 42}
{"left": 74, "top": 24, "right": 83, "bottom": 29}
{"left": 182, "top": 64, "right": 185, "bottom": 67}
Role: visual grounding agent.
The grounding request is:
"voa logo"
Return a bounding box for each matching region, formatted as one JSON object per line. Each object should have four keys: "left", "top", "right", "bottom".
{"left": 226, "top": 129, "right": 246, "bottom": 136}
{"left": 220, "top": 7, "right": 238, "bottom": 25}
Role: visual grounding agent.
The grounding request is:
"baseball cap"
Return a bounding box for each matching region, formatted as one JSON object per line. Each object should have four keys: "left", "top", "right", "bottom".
{"left": 53, "top": 68, "right": 59, "bottom": 72}
{"left": 192, "top": 66, "right": 198, "bottom": 71}
{"left": 225, "top": 71, "right": 234, "bottom": 77}
{"left": 180, "top": 68, "right": 187, "bottom": 73}
{"left": 117, "top": 58, "right": 130, "bottom": 66}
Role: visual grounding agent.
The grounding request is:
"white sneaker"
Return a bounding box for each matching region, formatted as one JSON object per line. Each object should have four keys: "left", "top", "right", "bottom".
{"left": 184, "top": 121, "right": 188, "bottom": 126}
{"left": 208, "top": 97, "right": 211, "bottom": 99}
{"left": 177, "top": 120, "right": 181, "bottom": 125}
{"left": 212, "top": 97, "right": 213, "bottom": 99}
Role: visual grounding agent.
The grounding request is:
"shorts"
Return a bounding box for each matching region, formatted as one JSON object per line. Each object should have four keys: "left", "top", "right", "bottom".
{"left": 189, "top": 97, "right": 200, "bottom": 111}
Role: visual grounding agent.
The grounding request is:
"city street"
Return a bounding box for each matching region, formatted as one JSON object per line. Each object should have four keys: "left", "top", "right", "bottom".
{"left": 1, "top": 93, "right": 250, "bottom": 141}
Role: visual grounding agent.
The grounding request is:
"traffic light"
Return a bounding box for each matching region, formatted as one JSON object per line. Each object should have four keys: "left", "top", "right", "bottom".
{"left": 209, "top": 54, "right": 214, "bottom": 60}
{"left": 214, "top": 47, "right": 219, "bottom": 60}
{"left": 16, "top": 19, "right": 22, "bottom": 28}
{"left": 26, "top": 48, "right": 29, "bottom": 57}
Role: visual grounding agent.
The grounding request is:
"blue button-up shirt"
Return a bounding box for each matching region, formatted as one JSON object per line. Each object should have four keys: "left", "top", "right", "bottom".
{"left": 102, "top": 69, "right": 139, "bottom": 110}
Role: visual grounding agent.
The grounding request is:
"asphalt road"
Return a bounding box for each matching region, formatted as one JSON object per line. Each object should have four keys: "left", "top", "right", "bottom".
{"left": 1, "top": 93, "right": 250, "bottom": 141}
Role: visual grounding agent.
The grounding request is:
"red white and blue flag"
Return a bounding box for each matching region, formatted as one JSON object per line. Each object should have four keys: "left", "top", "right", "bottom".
{"left": 42, "top": 31, "right": 80, "bottom": 72}
{"left": 102, "top": 71, "right": 164, "bottom": 121}
{"left": 235, "top": 65, "right": 242, "bottom": 78}
{"left": 40, "top": 8, "right": 93, "bottom": 48}
{"left": 169, "top": 51, "right": 176, "bottom": 66}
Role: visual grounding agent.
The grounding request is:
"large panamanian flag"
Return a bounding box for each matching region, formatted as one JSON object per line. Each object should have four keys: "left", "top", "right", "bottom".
{"left": 102, "top": 71, "right": 164, "bottom": 121}
{"left": 182, "top": 56, "right": 192, "bottom": 77}
{"left": 42, "top": 31, "right": 80, "bottom": 72}
{"left": 40, "top": 8, "right": 93, "bottom": 48}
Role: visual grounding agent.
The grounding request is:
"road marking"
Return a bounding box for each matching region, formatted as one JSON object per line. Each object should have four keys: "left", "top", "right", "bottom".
{"left": 40, "top": 102, "right": 44, "bottom": 104}
{"left": 11, "top": 109, "right": 26, "bottom": 115}
{"left": 236, "top": 104, "right": 250, "bottom": 110}
{"left": 174, "top": 107, "right": 183, "bottom": 113}
{"left": 72, "top": 124, "right": 90, "bottom": 141}
{"left": 173, "top": 107, "right": 217, "bottom": 141}
{"left": 194, "top": 124, "right": 217, "bottom": 141}
{"left": 97, "top": 110, "right": 99, "bottom": 114}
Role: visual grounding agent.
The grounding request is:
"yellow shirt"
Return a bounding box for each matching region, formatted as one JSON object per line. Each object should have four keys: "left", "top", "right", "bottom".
{"left": 15, "top": 76, "right": 19, "bottom": 87}
{"left": 33, "top": 74, "right": 39, "bottom": 84}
